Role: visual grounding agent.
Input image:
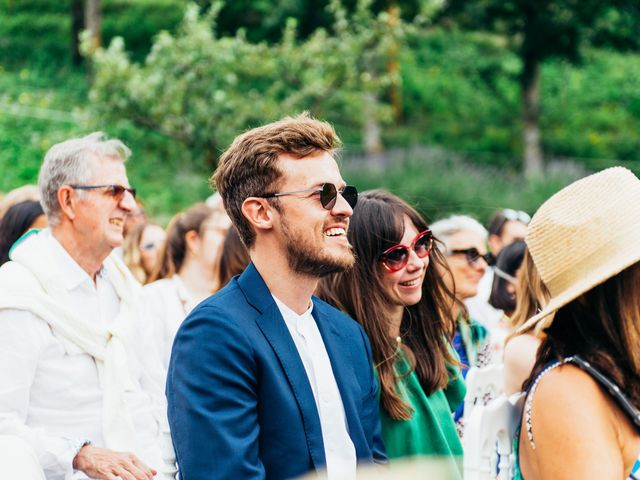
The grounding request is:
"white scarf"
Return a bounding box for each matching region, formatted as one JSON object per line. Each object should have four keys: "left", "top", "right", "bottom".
{"left": 0, "top": 230, "right": 142, "bottom": 454}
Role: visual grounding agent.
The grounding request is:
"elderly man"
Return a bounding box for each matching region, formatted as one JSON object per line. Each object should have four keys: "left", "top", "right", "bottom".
{"left": 0, "top": 133, "right": 164, "bottom": 480}
{"left": 167, "top": 115, "right": 386, "bottom": 479}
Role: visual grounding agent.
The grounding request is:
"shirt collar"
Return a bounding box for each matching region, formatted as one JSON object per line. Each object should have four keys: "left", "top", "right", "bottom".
{"left": 47, "top": 230, "right": 108, "bottom": 290}
{"left": 272, "top": 294, "right": 313, "bottom": 328}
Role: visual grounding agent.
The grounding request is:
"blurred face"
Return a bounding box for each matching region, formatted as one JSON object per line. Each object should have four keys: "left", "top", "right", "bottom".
{"left": 193, "top": 213, "right": 230, "bottom": 271}
{"left": 490, "top": 220, "right": 528, "bottom": 254}
{"left": 275, "top": 151, "right": 355, "bottom": 277}
{"left": 444, "top": 230, "right": 488, "bottom": 300}
{"left": 139, "top": 224, "right": 166, "bottom": 275}
{"left": 72, "top": 157, "right": 136, "bottom": 260}
{"left": 379, "top": 216, "right": 429, "bottom": 308}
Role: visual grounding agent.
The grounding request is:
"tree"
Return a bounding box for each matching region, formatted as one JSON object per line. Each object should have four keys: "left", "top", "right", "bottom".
{"left": 439, "top": 0, "right": 634, "bottom": 177}
{"left": 85, "top": 1, "right": 406, "bottom": 164}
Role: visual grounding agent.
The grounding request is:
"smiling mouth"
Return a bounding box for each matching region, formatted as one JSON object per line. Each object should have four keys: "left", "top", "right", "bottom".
{"left": 324, "top": 227, "right": 347, "bottom": 237}
{"left": 109, "top": 218, "right": 124, "bottom": 227}
{"left": 400, "top": 279, "right": 421, "bottom": 287}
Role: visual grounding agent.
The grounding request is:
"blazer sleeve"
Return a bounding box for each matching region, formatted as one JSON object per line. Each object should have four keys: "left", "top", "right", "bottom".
{"left": 357, "top": 325, "right": 388, "bottom": 465}
{"left": 166, "top": 305, "right": 264, "bottom": 480}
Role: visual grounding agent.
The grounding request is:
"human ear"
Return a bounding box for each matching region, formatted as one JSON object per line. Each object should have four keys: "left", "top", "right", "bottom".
{"left": 57, "top": 186, "right": 78, "bottom": 221}
{"left": 241, "top": 197, "right": 274, "bottom": 232}
{"left": 184, "top": 229, "right": 200, "bottom": 256}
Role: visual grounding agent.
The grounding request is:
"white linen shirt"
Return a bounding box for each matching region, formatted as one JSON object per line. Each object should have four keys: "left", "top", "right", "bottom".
{"left": 272, "top": 295, "right": 357, "bottom": 479}
{"left": 0, "top": 233, "right": 164, "bottom": 480}
{"left": 139, "top": 275, "right": 205, "bottom": 370}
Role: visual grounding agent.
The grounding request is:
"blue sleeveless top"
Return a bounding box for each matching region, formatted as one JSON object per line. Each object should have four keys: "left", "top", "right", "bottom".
{"left": 513, "top": 359, "right": 640, "bottom": 479}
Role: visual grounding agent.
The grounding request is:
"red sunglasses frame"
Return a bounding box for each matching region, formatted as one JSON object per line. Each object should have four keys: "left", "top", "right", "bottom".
{"left": 379, "top": 229, "right": 433, "bottom": 272}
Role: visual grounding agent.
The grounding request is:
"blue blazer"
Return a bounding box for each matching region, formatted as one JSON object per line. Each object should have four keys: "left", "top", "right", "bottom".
{"left": 166, "top": 263, "right": 387, "bottom": 479}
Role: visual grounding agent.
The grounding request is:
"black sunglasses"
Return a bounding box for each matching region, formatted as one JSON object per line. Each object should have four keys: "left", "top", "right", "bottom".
{"left": 259, "top": 183, "right": 358, "bottom": 210}
{"left": 379, "top": 230, "right": 433, "bottom": 272}
{"left": 70, "top": 184, "right": 137, "bottom": 199}
{"left": 446, "top": 247, "right": 495, "bottom": 267}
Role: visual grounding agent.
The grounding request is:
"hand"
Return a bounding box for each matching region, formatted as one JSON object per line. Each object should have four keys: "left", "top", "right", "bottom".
{"left": 72, "top": 444, "right": 157, "bottom": 480}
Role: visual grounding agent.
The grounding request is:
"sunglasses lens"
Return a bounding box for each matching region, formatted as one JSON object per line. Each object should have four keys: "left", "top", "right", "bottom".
{"left": 414, "top": 232, "right": 432, "bottom": 258}
{"left": 341, "top": 186, "right": 358, "bottom": 209}
{"left": 320, "top": 183, "right": 338, "bottom": 210}
{"left": 383, "top": 247, "right": 408, "bottom": 271}
{"left": 465, "top": 248, "right": 481, "bottom": 264}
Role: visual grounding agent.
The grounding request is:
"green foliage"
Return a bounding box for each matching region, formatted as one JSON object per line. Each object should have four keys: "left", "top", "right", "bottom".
{"left": 87, "top": 1, "right": 403, "bottom": 164}
{"left": 0, "top": 0, "right": 186, "bottom": 67}
{"left": 342, "top": 152, "right": 582, "bottom": 223}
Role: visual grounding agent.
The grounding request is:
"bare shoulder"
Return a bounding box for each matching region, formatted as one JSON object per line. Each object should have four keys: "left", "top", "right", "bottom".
{"left": 522, "top": 363, "right": 625, "bottom": 479}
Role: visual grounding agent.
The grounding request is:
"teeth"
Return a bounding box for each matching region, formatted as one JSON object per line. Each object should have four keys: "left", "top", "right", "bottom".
{"left": 324, "top": 227, "right": 346, "bottom": 237}
{"left": 401, "top": 279, "right": 419, "bottom": 287}
{"left": 110, "top": 219, "right": 123, "bottom": 226}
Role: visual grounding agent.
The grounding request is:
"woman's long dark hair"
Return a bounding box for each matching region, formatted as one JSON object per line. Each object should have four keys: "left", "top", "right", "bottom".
{"left": 523, "top": 262, "right": 640, "bottom": 407}
{"left": 317, "top": 190, "right": 458, "bottom": 420}
{"left": 0, "top": 200, "right": 44, "bottom": 266}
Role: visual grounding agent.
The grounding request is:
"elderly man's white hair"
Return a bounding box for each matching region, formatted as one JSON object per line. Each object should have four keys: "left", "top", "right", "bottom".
{"left": 38, "top": 132, "right": 131, "bottom": 226}
{"left": 430, "top": 214, "right": 488, "bottom": 250}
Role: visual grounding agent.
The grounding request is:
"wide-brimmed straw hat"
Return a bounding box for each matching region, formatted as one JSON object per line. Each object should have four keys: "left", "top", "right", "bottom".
{"left": 517, "top": 167, "right": 640, "bottom": 334}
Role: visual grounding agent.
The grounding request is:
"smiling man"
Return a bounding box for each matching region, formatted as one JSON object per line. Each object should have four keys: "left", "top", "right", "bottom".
{"left": 0, "top": 133, "right": 165, "bottom": 480}
{"left": 166, "top": 115, "right": 387, "bottom": 479}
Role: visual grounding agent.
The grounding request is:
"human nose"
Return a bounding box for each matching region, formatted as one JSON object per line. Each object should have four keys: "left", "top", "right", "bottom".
{"left": 119, "top": 190, "right": 137, "bottom": 212}
{"left": 330, "top": 191, "right": 354, "bottom": 218}
{"left": 406, "top": 248, "right": 426, "bottom": 272}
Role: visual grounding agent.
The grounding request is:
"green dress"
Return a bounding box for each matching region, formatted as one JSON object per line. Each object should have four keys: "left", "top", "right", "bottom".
{"left": 379, "top": 352, "right": 466, "bottom": 478}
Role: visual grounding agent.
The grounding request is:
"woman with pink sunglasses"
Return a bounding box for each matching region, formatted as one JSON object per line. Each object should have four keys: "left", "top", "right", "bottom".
{"left": 318, "top": 190, "right": 464, "bottom": 476}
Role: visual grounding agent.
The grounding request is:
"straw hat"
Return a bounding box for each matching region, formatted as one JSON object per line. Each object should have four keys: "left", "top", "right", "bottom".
{"left": 517, "top": 167, "right": 640, "bottom": 334}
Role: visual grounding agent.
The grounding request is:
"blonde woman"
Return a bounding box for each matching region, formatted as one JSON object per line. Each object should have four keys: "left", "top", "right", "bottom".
{"left": 140, "top": 203, "right": 230, "bottom": 369}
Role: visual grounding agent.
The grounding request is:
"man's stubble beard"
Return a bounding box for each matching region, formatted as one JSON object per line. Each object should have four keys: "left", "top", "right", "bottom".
{"left": 281, "top": 216, "right": 355, "bottom": 278}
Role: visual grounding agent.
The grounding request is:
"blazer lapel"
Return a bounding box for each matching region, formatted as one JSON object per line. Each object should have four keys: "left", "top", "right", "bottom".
{"left": 237, "top": 264, "right": 326, "bottom": 469}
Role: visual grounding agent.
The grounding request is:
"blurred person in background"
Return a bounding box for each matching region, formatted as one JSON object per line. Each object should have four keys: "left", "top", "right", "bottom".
{"left": 0, "top": 200, "right": 47, "bottom": 266}
{"left": 503, "top": 247, "right": 549, "bottom": 395}
{"left": 123, "top": 199, "right": 147, "bottom": 238}
{"left": 216, "top": 225, "right": 250, "bottom": 290}
{"left": 431, "top": 215, "right": 492, "bottom": 426}
{"left": 139, "top": 202, "right": 231, "bottom": 369}
{"left": 0, "top": 184, "right": 40, "bottom": 219}
{"left": 515, "top": 167, "right": 640, "bottom": 479}
{"left": 123, "top": 221, "right": 166, "bottom": 284}
{"left": 318, "top": 190, "right": 464, "bottom": 477}
{"left": 486, "top": 239, "right": 527, "bottom": 352}
{"left": 466, "top": 208, "right": 530, "bottom": 336}
{"left": 0, "top": 132, "right": 164, "bottom": 480}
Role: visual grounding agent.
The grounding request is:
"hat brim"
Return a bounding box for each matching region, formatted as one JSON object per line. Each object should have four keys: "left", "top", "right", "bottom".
{"left": 515, "top": 245, "right": 640, "bottom": 335}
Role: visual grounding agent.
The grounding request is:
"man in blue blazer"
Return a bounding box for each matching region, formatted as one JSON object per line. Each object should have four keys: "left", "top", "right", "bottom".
{"left": 167, "top": 114, "right": 387, "bottom": 479}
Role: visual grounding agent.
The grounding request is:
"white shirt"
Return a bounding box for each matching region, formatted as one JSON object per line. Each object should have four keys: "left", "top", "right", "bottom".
{"left": 0, "top": 234, "right": 164, "bottom": 479}
{"left": 139, "top": 275, "right": 205, "bottom": 370}
{"left": 272, "top": 296, "right": 357, "bottom": 479}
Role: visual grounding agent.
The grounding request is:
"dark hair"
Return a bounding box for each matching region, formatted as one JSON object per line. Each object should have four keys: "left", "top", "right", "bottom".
{"left": 317, "top": 190, "right": 458, "bottom": 420}
{"left": 217, "top": 226, "right": 250, "bottom": 290}
{"left": 149, "top": 203, "right": 214, "bottom": 281}
{"left": 524, "top": 262, "right": 640, "bottom": 408}
{"left": 213, "top": 113, "right": 341, "bottom": 249}
{"left": 489, "top": 239, "right": 526, "bottom": 313}
{"left": 0, "top": 200, "right": 44, "bottom": 265}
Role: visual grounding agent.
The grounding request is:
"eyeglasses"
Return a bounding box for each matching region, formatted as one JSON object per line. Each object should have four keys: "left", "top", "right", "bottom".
{"left": 70, "top": 184, "right": 137, "bottom": 200}
{"left": 379, "top": 230, "right": 433, "bottom": 272}
{"left": 258, "top": 183, "right": 358, "bottom": 210}
{"left": 446, "top": 247, "right": 495, "bottom": 267}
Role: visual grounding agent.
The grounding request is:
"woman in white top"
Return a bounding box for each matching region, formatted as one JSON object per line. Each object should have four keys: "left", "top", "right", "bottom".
{"left": 140, "top": 203, "right": 231, "bottom": 369}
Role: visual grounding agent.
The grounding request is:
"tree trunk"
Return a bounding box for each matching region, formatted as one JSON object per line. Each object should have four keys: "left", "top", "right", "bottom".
{"left": 84, "top": 0, "right": 102, "bottom": 53}
{"left": 362, "top": 92, "right": 384, "bottom": 168}
{"left": 521, "top": 54, "right": 543, "bottom": 178}
{"left": 387, "top": 4, "right": 402, "bottom": 121}
{"left": 71, "top": 0, "right": 84, "bottom": 65}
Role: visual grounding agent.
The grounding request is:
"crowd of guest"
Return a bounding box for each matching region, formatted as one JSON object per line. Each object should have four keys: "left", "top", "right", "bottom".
{"left": 0, "top": 116, "right": 638, "bottom": 480}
